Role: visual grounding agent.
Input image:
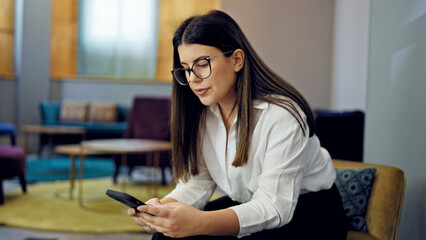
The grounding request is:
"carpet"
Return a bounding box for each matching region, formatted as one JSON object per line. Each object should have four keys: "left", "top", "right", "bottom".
{"left": 1, "top": 178, "right": 224, "bottom": 233}
{"left": 25, "top": 157, "right": 116, "bottom": 183}
{"left": 0, "top": 178, "right": 175, "bottom": 233}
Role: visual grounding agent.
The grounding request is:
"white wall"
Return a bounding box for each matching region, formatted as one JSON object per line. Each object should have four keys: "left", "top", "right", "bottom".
{"left": 60, "top": 80, "right": 172, "bottom": 106}
{"left": 222, "top": 0, "right": 335, "bottom": 109}
{"left": 365, "top": 0, "right": 426, "bottom": 239}
{"left": 331, "top": 0, "right": 369, "bottom": 111}
{"left": 15, "top": 0, "right": 51, "bottom": 128}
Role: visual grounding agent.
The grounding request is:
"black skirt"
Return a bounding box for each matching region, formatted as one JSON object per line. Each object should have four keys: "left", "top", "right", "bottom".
{"left": 153, "top": 184, "right": 348, "bottom": 240}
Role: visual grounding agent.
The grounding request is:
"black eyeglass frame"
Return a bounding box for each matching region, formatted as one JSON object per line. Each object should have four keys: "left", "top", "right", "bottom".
{"left": 171, "top": 50, "right": 234, "bottom": 85}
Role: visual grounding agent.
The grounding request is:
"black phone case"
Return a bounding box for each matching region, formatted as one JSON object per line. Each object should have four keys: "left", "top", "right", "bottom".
{"left": 106, "top": 189, "right": 145, "bottom": 210}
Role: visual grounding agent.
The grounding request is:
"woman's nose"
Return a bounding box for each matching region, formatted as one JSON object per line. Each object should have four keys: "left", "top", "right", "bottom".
{"left": 187, "top": 71, "right": 201, "bottom": 84}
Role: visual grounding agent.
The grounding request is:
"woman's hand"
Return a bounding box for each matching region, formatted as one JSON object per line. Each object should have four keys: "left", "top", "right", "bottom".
{"left": 136, "top": 202, "right": 206, "bottom": 238}
{"left": 127, "top": 198, "right": 162, "bottom": 233}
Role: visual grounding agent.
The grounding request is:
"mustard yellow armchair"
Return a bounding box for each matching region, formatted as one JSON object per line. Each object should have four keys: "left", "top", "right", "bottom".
{"left": 332, "top": 160, "right": 406, "bottom": 240}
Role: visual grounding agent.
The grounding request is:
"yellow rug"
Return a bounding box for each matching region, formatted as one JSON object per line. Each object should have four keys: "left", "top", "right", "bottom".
{"left": 0, "top": 178, "right": 176, "bottom": 233}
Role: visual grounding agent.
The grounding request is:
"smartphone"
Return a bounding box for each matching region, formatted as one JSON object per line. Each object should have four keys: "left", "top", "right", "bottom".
{"left": 106, "top": 189, "right": 146, "bottom": 211}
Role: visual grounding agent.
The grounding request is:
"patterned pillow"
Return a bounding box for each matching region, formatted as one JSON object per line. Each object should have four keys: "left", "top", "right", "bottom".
{"left": 88, "top": 102, "right": 117, "bottom": 122}
{"left": 335, "top": 168, "right": 376, "bottom": 233}
{"left": 60, "top": 101, "right": 89, "bottom": 122}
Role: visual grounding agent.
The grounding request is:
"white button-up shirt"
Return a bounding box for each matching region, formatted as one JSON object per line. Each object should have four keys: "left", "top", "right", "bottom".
{"left": 165, "top": 99, "right": 336, "bottom": 237}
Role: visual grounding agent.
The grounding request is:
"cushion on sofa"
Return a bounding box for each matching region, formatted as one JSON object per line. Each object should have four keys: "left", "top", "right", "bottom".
{"left": 88, "top": 102, "right": 117, "bottom": 123}
{"left": 60, "top": 101, "right": 89, "bottom": 122}
{"left": 335, "top": 168, "right": 376, "bottom": 233}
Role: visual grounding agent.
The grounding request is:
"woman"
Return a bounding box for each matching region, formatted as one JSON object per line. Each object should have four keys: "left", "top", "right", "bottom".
{"left": 128, "top": 10, "right": 348, "bottom": 240}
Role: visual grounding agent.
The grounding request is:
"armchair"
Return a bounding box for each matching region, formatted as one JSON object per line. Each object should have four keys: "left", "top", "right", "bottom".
{"left": 315, "top": 110, "right": 364, "bottom": 162}
{"left": 113, "top": 96, "right": 172, "bottom": 185}
{"left": 0, "top": 123, "right": 27, "bottom": 205}
{"left": 333, "top": 160, "right": 406, "bottom": 240}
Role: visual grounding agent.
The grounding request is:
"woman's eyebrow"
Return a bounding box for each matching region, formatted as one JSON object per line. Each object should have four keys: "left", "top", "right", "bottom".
{"left": 180, "top": 55, "right": 210, "bottom": 66}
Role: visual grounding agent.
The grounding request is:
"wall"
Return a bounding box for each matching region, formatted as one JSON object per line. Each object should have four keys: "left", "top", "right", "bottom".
{"left": 59, "top": 80, "right": 172, "bottom": 106}
{"left": 365, "top": 0, "right": 426, "bottom": 239}
{"left": 331, "top": 0, "right": 369, "bottom": 111}
{"left": 222, "top": 0, "right": 334, "bottom": 109}
{"left": 15, "top": 0, "right": 51, "bottom": 128}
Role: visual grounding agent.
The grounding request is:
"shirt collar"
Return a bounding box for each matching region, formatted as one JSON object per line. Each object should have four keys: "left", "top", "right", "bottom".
{"left": 208, "top": 99, "right": 269, "bottom": 118}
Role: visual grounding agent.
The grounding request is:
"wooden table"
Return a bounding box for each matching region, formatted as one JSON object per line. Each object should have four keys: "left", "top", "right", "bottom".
{"left": 77, "top": 139, "right": 171, "bottom": 210}
{"left": 22, "top": 125, "right": 86, "bottom": 157}
{"left": 82, "top": 139, "right": 171, "bottom": 189}
{"left": 54, "top": 144, "right": 97, "bottom": 199}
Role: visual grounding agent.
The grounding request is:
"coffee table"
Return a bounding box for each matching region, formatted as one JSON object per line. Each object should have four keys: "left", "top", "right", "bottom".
{"left": 22, "top": 125, "right": 86, "bottom": 157}
{"left": 78, "top": 139, "right": 171, "bottom": 210}
{"left": 54, "top": 144, "right": 97, "bottom": 199}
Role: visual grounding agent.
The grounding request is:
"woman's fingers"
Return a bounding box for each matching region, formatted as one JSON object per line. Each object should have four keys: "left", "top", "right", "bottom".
{"left": 137, "top": 204, "right": 174, "bottom": 217}
{"left": 127, "top": 208, "right": 136, "bottom": 216}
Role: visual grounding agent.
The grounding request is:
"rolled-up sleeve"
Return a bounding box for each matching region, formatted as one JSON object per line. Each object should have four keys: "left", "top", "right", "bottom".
{"left": 230, "top": 109, "right": 309, "bottom": 237}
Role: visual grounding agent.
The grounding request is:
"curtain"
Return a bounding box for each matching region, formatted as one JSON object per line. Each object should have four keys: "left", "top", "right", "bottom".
{"left": 77, "top": 0, "right": 158, "bottom": 78}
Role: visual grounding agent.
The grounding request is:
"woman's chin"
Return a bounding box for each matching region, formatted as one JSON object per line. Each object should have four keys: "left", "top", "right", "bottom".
{"left": 198, "top": 97, "right": 215, "bottom": 107}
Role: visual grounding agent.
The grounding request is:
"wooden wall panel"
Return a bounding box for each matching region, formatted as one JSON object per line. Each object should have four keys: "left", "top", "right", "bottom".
{"left": 0, "top": 0, "right": 15, "bottom": 78}
{"left": 50, "top": 0, "right": 77, "bottom": 79}
{"left": 155, "top": 0, "right": 220, "bottom": 82}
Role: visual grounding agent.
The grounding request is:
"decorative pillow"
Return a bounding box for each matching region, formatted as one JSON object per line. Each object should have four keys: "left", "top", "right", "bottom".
{"left": 335, "top": 168, "right": 377, "bottom": 233}
{"left": 60, "top": 101, "right": 89, "bottom": 122}
{"left": 88, "top": 102, "right": 117, "bottom": 122}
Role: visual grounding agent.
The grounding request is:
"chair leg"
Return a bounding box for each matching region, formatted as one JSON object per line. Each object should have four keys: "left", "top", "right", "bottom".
{"left": 161, "top": 167, "right": 167, "bottom": 185}
{"left": 18, "top": 173, "right": 27, "bottom": 193}
{"left": 113, "top": 165, "right": 120, "bottom": 183}
{"left": 0, "top": 179, "right": 4, "bottom": 205}
{"left": 11, "top": 133, "right": 16, "bottom": 146}
{"left": 128, "top": 166, "right": 134, "bottom": 180}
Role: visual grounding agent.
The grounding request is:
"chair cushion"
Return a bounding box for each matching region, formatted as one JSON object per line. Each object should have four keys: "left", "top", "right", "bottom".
{"left": 335, "top": 168, "right": 376, "bottom": 233}
{"left": 0, "top": 123, "right": 15, "bottom": 135}
{"left": 0, "top": 145, "right": 26, "bottom": 178}
{"left": 88, "top": 102, "right": 117, "bottom": 122}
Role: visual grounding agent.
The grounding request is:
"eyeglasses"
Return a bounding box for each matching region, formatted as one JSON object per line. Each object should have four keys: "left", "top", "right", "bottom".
{"left": 171, "top": 51, "right": 234, "bottom": 85}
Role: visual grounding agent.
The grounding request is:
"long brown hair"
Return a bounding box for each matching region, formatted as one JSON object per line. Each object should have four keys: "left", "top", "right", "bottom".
{"left": 171, "top": 10, "right": 315, "bottom": 182}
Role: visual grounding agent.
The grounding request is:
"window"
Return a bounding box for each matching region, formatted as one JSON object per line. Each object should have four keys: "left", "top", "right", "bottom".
{"left": 78, "top": 0, "right": 158, "bottom": 78}
{"left": 50, "top": 0, "right": 220, "bottom": 82}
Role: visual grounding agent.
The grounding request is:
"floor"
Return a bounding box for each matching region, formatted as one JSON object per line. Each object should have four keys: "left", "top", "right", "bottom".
{"left": 0, "top": 226, "right": 153, "bottom": 240}
{"left": 1, "top": 170, "right": 159, "bottom": 240}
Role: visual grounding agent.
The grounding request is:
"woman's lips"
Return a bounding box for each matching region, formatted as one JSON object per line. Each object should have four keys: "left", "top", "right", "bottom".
{"left": 194, "top": 88, "right": 209, "bottom": 96}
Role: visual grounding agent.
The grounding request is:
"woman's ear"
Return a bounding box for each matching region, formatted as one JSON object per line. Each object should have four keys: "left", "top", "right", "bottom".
{"left": 233, "top": 49, "right": 245, "bottom": 72}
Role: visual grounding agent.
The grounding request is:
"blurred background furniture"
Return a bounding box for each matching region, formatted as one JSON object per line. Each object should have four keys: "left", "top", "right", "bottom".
{"left": 333, "top": 159, "right": 406, "bottom": 240}
{"left": 315, "top": 110, "right": 365, "bottom": 162}
{"left": 38, "top": 101, "right": 129, "bottom": 156}
{"left": 113, "top": 96, "right": 171, "bottom": 185}
{"left": 23, "top": 125, "right": 86, "bottom": 158}
{"left": 0, "top": 123, "right": 16, "bottom": 145}
{"left": 0, "top": 123, "right": 27, "bottom": 205}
